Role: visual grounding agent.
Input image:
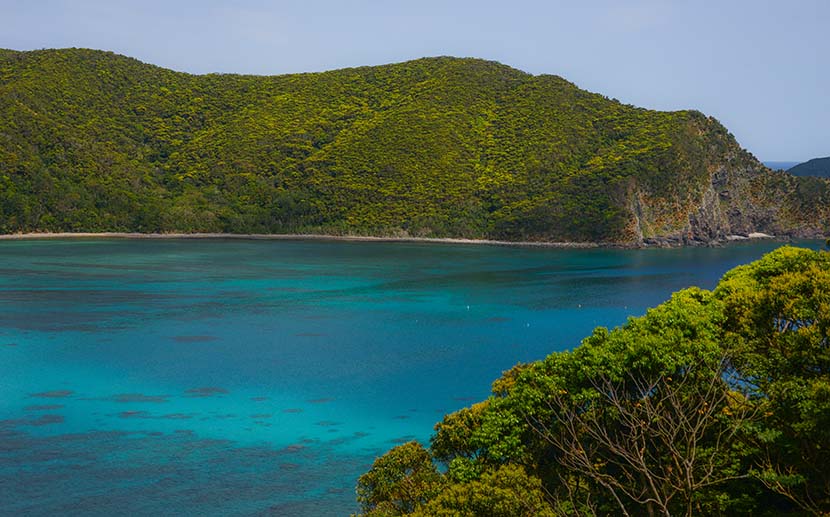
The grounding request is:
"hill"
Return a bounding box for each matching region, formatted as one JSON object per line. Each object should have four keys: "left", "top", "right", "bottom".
{"left": 1, "top": 48, "right": 827, "bottom": 244}
{"left": 788, "top": 156, "right": 830, "bottom": 178}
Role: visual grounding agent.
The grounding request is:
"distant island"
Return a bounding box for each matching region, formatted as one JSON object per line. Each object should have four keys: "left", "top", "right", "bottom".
{"left": 0, "top": 48, "right": 827, "bottom": 245}
{"left": 788, "top": 156, "right": 830, "bottom": 178}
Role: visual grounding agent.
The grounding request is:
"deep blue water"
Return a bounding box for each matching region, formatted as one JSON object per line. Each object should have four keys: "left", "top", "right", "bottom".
{"left": 763, "top": 160, "right": 801, "bottom": 170}
{"left": 0, "top": 238, "right": 822, "bottom": 515}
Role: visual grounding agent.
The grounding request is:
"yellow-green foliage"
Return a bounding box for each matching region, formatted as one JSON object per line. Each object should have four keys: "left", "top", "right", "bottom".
{"left": 0, "top": 48, "right": 822, "bottom": 240}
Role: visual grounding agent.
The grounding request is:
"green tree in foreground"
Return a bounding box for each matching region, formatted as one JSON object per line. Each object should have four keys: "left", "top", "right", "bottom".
{"left": 716, "top": 246, "right": 830, "bottom": 513}
{"left": 356, "top": 441, "right": 443, "bottom": 516}
{"left": 412, "top": 465, "right": 555, "bottom": 517}
{"left": 355, "top": 247, "right": 830, "bottom": 516}
{"left": 534, "top": 357, "right": 755, "bottom": 516}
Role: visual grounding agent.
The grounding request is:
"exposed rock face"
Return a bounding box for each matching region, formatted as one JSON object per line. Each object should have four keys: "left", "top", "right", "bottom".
{"left": 634, "top": 142, "right": 829, "bottom": 247}
{"left": 686, "top": 180, "right": 726, "bottom": 243}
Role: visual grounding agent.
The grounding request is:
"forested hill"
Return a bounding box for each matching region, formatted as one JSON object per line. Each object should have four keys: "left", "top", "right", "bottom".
{"left": 1, "top": 48, "right": 827, "bottom": 244}
{"left": 789, "top": 156, "right": 830, "bottom": 178}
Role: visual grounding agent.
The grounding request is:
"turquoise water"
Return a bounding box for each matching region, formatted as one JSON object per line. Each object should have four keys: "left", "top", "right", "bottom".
{"left": 0, "top": 238, "right": 821, "bottom": 515}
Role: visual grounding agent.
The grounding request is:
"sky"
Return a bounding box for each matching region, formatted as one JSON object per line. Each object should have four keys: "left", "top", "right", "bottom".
{"left": 1, "top": 0, "right": 828, "bottom": 161}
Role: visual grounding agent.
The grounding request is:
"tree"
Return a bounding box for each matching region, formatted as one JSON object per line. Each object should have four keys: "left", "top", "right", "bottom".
{"left": 431, "top": 401, "right": 489, "bottom": 464}
{"left": 412, "top": 465, "right": 555, "bottom": 517}
{"left": 356, "top": 247, "right": 830, "bottom": 515}
{"left": 530, "top": 357, "right": 755, "bottom": 517}
{"left": 356, "top": 441, "right": 444, "bottom": 516}
{"left": 716, "top": 246, "right": 830, "bottom": 513}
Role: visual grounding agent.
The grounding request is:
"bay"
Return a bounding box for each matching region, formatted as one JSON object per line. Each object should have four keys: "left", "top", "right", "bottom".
{"left": 0, "top": 238, "right": 822, "bottom": 515}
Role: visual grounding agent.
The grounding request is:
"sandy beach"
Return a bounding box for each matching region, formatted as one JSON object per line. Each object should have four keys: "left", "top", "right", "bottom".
{"left": 0, "top": 232, "right": 789, "bottom": 248}
{"left": 0, "top": 232, "right": 604, "bottom": 248}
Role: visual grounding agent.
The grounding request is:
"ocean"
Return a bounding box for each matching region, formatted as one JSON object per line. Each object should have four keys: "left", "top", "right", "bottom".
{"left": 0, "top": 238, "right": 822, "bottom": 515}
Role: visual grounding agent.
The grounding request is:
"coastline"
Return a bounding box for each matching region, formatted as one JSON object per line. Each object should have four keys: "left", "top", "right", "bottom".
{"left": 0, "top": 232, "right": 604, "bottom": 248}
{"left": 0, "top": 232, "right": 789, "bottom": 248}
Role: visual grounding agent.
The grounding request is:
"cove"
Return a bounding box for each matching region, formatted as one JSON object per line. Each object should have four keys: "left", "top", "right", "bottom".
{"left": 0, "top": 238, "right": 822, "bottom": 515}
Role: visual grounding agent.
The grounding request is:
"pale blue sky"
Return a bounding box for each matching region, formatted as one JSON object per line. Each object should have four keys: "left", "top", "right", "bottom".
{"left": 2, "top": 0, "right": 828, "bottom": 161}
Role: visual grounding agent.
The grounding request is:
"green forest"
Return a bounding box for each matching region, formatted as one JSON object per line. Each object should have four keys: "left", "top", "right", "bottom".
{"left": 356, "top": 246, "right": 830, "bottom": 516}
{"left": 1, "top": 48, "right": 826, "bottom": 243}
{"left": 789, "top": 157, "right": 830, "bottom": 179}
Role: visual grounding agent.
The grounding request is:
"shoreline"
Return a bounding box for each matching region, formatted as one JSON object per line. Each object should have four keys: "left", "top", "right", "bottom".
{"left": 0, "top": 232, "right": 604, "bottom": 248}
{"left": 0, "top": 231, "right": 793, "bottom": 248}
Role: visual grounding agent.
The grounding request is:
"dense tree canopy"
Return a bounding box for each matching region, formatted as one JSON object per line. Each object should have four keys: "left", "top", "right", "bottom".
{"left": 355, "top": 247, "right": 830, "bottom": 516}
{"left": 1, "top": 49, "right": 827, "bottom": 243}
{"left": 789, "top": 157, "right": 830, "bottom": 178}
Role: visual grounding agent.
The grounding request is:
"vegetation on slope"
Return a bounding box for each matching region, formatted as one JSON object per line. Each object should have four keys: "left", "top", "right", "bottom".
{"left": 1, "top": 49, "right": 827, "bottom": 242}
{"left": 356, "top": 246, "right": 830, "bottom": 516}
{"left": 789, "top": 157, "right": 830, "bottom": 178}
